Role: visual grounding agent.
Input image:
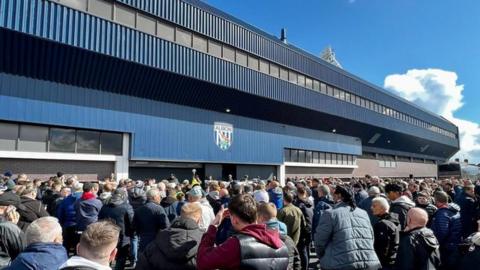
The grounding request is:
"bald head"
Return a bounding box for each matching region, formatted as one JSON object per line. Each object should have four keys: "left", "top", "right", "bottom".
{"left": 406, "top": 207, "right": 429, "bottom": 231}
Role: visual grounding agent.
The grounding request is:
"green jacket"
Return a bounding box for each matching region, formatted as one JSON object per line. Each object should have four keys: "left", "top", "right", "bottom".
{"left": 277, "top": 204, "right": 305, "bottom": 245}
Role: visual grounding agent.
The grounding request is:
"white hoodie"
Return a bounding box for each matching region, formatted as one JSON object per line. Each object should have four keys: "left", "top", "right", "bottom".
{"left": 59, "top": 256, "right": 111, "bottom": 270}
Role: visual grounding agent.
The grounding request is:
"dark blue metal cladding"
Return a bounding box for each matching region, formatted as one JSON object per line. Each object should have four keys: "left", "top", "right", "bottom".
{"left": 0, "top": 72, "right": 361, "bottom": 163}
{"left": 117, "top": 0, "right": 456, "bottom": 132}
{"left": 0, "top": 0, "right": 457, "bottom": 140}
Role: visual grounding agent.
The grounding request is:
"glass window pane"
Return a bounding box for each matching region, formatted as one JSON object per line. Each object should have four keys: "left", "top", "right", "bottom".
{"left": 77, "top": 130, "right": 100, "bottom": 154}
{"left": 291, "top": 149, "right": 298, "bottom": 162}
{"left": 100, "top": 133, "right": 122, "bottom": 155}
{"left": 313, "top": 152, "right": 319, "bottom": 163}
{"left": 18, "top": 125, "right": 48, "bottom": 152}
{"left": 269, "top": 64, "right": 279, "bottom": 77}
{"left": 297, "top": 75, "right": 305, "bottom": 87}
{"left": 175, "top": 28, "right": 192, "bottom": 47}
{"left": 320, "top": 83, "right": 327, "bottom": 94}
{"left": 320, "top": 152, "right": 326, "bottom": 164}
{"left": 235, "top": 50, "right": 247, "bottom": 66}
{"left": 284, "top": 149, "right": 291, "bottom": 162}
{"left": 115, "top": 4, "right": 135, "bottom": 27}
{"left": 326, "top": 153, "right": 331, "bottom": 164}
{"left": 49, "top": 128, "right": 76, "bottom": 153}
{"left": 192, "top": 34, "right": 207, "bottom": 52}
{"left": 0, "top": 122, "right": 18, "bottom": 150}
{"left": 333, "top": 88, "right": 340, "bottom": 99}
{"left": 247, "top": 55, "right": 259, "bottom": 70}
{"left": 89, "top": 0, "right": 112, "bottom": 20}
{"left": 288, "top": 71, "right": 297, "bottom": 84}
{"left": 355, "top": 95, "right": 361, "bottom": 106}
{"left": 222, "top": 46, "right": 235, "bottom": 62}
{"left": 60, "top": 0, "right": 87, "bottom": 11}
{"left": 345, "top": 92, "right": 351, "bottom": 102}
{"left": 306, "top": 151, "right": 312, "bottom": 163}
{"left": 331, "top": 153, "right": 337, "bottom": 164}
{"left": 259, "top": 60, "right": 269, "bottom": 74}
{"left": 313, "top": 80, "right": 320, "bottom": 91}
{"left": 339, "top": 90, "right": 345, "bottom": 100}
{"left": 157, "top": 21, "right": 174, "bottom": 41}
{"left": 136, "top": 13, "right": 156, "bottom": 35}
{"left": 327, "top": 85, "right": 334, "bottom": 96}
{"left": 298, "top": 150, "right": 306, "bottom": 163}
{"left": 305, "top": 78, "right": 313, "bottom": 89}
{"left": 279, "top": 68, "right": 289, "bottom": 80}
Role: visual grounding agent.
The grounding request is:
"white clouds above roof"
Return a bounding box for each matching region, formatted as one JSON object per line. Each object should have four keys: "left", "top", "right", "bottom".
{"left": 384, "top": 68, "right": 480, "bottom": 163}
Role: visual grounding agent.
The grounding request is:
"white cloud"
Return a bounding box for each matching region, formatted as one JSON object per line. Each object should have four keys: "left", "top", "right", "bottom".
{"left": 384, "top": 68, "right": 480, "bottom": 163}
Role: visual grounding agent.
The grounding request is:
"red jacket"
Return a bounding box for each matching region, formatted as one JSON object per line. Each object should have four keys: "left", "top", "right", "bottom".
{"left": 197, "top": 223, "right": 284, "bottom": 270}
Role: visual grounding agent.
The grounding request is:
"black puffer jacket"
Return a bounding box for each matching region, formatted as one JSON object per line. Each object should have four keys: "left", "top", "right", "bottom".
{"left": 17, "top": 196, "right": 49, "bottom": 230}
{"left": 373, "top": 213, "right": 400, "bottom": 267}
{"left": 98, "top": 194, "right": 134, "bottom": 248}
{"left": 136, "top": 217, "right": 203, "bottom": 270}
{"left": 396, "top": 227, "right": 441, "bottom": 270}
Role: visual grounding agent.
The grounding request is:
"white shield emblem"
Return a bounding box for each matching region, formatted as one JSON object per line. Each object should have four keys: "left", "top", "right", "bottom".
{"left": 214, "top": 122, "right": 233, "bottom": 150}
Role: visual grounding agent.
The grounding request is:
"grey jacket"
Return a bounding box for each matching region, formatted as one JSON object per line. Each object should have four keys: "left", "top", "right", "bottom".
{"left": 314, "top": 202, "right": 381, "bottom": 270}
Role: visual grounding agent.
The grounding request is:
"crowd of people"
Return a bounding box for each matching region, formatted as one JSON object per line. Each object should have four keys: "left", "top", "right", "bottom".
{"left": 0, "top": 171, "right": 480, "bottom": 270}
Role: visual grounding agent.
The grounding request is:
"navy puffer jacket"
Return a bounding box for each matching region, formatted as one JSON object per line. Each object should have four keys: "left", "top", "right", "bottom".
{"left": 431, "top": 203, "right": 462, "bottom": 251}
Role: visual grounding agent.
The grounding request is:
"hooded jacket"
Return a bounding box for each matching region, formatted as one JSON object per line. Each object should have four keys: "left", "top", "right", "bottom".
{"left": 17, "top": 196, "right": 49, "bottom": 231}
{"left": 430, "top": 203, "right": 462, "bottom": 267}
{"left": 6, "top": 242, "right": 68, "bottom": 270}
{"left": 197, "top": 223, "right": 288, "bottom": 270}
{"left": 373, "top": 213, "right": 400, "bottom": 267}
{"left": 293, "top": 197, "right": 314, "bottom": 243}
{"left": 136, "top": 217, "right": 203, "bottom": 270}
{"left": 396, "top": 227, "right": 441, "bottom": 270}
{"left": 390, "top": 196, "right": 415, "bottom": 230}
{"left": 57, "top": 192, "right": 82, "bottom": 228}
{"left": 455, "top": 192, "right": 478, "bottom": 237}
{"left": 0, "top": 219, "right": 26, "bottom": 268}
{"left": 160, "top": 196, "right": 179, "bottom": 222}
{"left": 74, "top": 192, "right": 102, "bottom": 231}
{"left": 268, "top": 187, "right": 284, "bottom": 209}
{"left": 128, "top": 187, "right": 147, "bottom": 210}
{"left": 98, "top": 193, "right": 134, "bottom": 248}
{"left": 278, "top": 204, "right": 306, "bottom": 245}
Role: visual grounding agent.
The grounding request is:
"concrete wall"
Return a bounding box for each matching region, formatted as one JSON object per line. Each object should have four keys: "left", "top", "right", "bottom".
{"left": 353, "top": 158, "right": 437, "bottom": 178}
{"left": 285, "top": 166, "right": 354, "bottom": 179}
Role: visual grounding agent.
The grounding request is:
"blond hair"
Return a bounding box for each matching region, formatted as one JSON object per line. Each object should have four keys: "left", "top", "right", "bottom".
{"left": 79, "top": 221, "right": 120, "bottom": 260}
{"left": 181, "top": 203, "right": 202, "bottom": 220}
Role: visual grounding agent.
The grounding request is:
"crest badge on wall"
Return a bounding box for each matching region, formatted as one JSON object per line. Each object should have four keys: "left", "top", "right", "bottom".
{"left": 214, "top": 122, "right": 233, "bottom": 150}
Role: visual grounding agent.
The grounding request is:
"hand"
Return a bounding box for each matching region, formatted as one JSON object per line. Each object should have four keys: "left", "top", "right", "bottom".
{"left": 6, "top": 209, "right": 20, "bottom": 224}
{"left": 211, "top": 206, "right": 226, "bottom": 227}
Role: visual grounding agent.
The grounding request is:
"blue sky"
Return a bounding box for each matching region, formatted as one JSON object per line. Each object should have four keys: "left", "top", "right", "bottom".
{"left": 204, "top": 0, "right": 480, "bottom": 162}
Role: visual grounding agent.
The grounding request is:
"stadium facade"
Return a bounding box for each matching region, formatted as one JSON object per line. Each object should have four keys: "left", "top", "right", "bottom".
{"left": 0, "top": 0, "right": 459, "bottom": 182}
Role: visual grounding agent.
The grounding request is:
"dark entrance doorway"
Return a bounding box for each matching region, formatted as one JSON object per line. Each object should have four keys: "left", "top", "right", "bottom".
{"left": 222, "top": 164, "right": 236, "bottom": 181}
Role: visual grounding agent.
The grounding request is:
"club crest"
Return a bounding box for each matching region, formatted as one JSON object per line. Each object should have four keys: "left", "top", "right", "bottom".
{"left": 214, "top": 122, "right": 233, "bottom": 150}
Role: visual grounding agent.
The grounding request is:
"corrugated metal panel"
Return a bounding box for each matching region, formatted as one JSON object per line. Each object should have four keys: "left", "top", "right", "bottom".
{"left": 0, "top": 0, "right": 456, "bottom": 133}
{"left": 0, "top": 73, "right": 364, "bottom": 163}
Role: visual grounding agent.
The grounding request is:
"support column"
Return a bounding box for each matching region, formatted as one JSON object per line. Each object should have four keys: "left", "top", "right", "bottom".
{"left": 114, "top": 133, "right": 130, "bottom": 181}
{"left": 277, "top": 164, "right": 286, "bottom": 186}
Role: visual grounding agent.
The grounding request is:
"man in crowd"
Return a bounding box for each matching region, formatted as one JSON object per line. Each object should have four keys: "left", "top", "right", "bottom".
{"left": 60, "top": 221, "right": 120, "bottom": 270}
{"left": 268, "top": 181, "right": 284, "bottom": 209}
{"left": 17, "top": 184, "right": 49, "bottom": 230}
{"left": 98, "top": 188, "right": 134, "bottom": 270}
{"left": 293, "top": 187, "right": 313, "bottom": 270}
{"left": 455, "top": 183, "right": 479, "bottom": 237}
{"left": 315, "top": 185, "right": 381, "bottom": 270}
{"left": 396, "top": 208, "right": 441, "bottom": 270}
{"left": 7, "top": 216, "right": 68, "bottom": 269}
{"left": 57, "top": 182, "right": 83, "bottom": 252}
{"left": 136, "top": 203, "right": 204, "bottom": 270}
{"left": 197, "top": 194, "right": 289, "bottom": 270}
{"left": 133, "top": 188, "right": 170, "bottom": 252}
{"left": 278, "top": 192, "right": 305, "bottom": 246}
{"left": 359, "top": 186, "right": 381, "bottom": 226}
{"left": 0, "top": 193, "right": 26, "bottom": 267}
{"left": 312, "top": 184, "right": 334, "bottom": 239}
{"left": 75, "top": 182, "right": 102, "bottom": 232}
{"left": 431, "top": 191, "right": 462, "bottom": 269}
{"left": 187, "top": 185, "right": 215, "bottom": 231}
{"left": 371, "top": 197, "right": 400, "bottom": 269}
{"left": 385, "top": 183, "right": 415, "bottom": 230}
{"left": 415, "top": 191, "right": 437, "bottom": 228}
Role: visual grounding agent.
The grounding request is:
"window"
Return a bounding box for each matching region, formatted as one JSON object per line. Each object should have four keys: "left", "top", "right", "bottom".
{"left": 136, "top": 13, "right": 156, "bottom": 35}
{"left": 192, "top": 34, "right": 207, "bottom": 52}
{"left": 290, "top": 149, "right": 298, "bottom": 162}
{"left": 115, "top": 4, "right": 135, "bottom": 27}
{"left": 49, "top": 128, "right": 76, "bottom": 153}
{"left": 298, "top": 150, "right": 306, "bottom": 163}
{"left": 284, "top": 149, "right": 291, "bottom": 162}
{"left": 360, "top": 98, "right": 366, "bottom": 108}
{"left": 306, "top": 151, "right": 312, "bottom": 163}
{"left": 269, "top": 64, "right": 280, "bottom": 77}
{"left": 313, "top": 152, "right": 319, "bottom": 163}
{"left": 0, "top": 122, "right": 18, "bottom": 150}
{"left": 339, "top": 90, "right": 345, "bottom": 100}
{"left": 306, "top": 78, "right": 313, "bottom": 89}
{"left": 235, "top": 50, "right": 247, "bottom": 66}
{"left": 60, "top": 0, "right": 87, "bottom": 11}
{"left": 326, "top": 153, "right": 331, "bottom": 164}
{"left": 297, "top": 75, "right": 306, "bottom": 87}
{"left": 88, "top": 0, "right": 113, "bottom": 20}
{"left": 259, "top": 60, "right": 269, "bottom": 74}
{"left": 208, "top": 40, "right": 222, "bottom": 58}
{"left": 247, "top": 55, "right": 259, "bottom": 70}
{"left": 345, "top": 92, "right": 351, "bottom": 102}
{"left": 222, "top": 46, "right": 235, "bottom": 62}
{"left": 18, "top": 125, "right": 48, "bottom": 152}
{"left": 279, "top": 68, "right": 289, "bottom": 81}
{"left": 355, "top": 95, "right": 361, "bottom": 106}
{"left": 77, "top": 130, "right": 100, "bottom": 154}
{"left": 288, "top": 71, "right": 298, "bottom": 84}
{"left": 175, "top": 28, "right": 192, "bottom": 47}
{"left": 327, "top": 85, "right": 334, "bottom": 96}
{"left": 333, "top": 88, "right": 340, "bottom": 99}
{"left": 100, "top": 132, "right": 122, "bottom": 155}
{"left": 320, "top": 152, "right": 326, "bottom": 164}
{"left": 157, "top": 21, "right": 174, "bottom": 41}
{"left": 313, "top": 80, "right": 320, "bottom": 91}
{"left": 320, "top": 83, "right": 327, "bottom": 94}
{"left": 331, "top": 153, "right": 338, "bottom": 164}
